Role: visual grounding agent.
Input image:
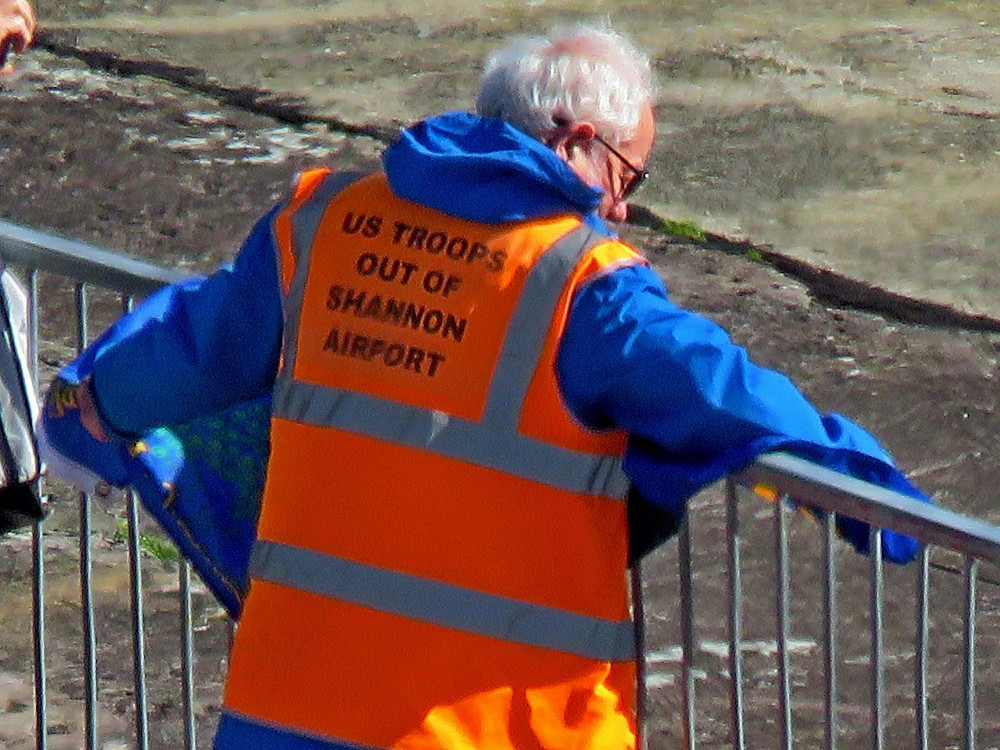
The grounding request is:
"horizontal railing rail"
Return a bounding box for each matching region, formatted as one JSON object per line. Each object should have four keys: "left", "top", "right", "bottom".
{"left": 0, "top": 219, "right": 186, "bottom": 296}
{"left": 737, "top": 452, "right": 1000, "bottom": 565}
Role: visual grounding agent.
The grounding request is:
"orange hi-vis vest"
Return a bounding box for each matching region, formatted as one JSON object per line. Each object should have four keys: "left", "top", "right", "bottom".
{"left": 222, "top": 169, "right": 647, "bottom": 749}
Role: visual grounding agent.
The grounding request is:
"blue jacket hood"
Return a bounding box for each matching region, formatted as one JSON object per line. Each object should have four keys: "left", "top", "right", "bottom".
{"left": 383, "top": 111, "right": 605, "bottom": 225}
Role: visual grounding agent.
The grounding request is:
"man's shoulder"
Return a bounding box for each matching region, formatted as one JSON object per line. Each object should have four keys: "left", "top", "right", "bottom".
{"left": 583, "top": 228, "right": 648, "bottom": 267}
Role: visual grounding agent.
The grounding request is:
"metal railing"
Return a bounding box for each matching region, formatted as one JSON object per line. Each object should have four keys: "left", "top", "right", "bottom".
{"left": 1, "top": 220, "right": 196, "bottom": 750}
{"left": 3, "top": 220, "right": 1000, "bottom": 749}
{"left": 696, "top": 454, "right": 1000, "bottom": 749}
{"left": 630, "top": 451, "right": 1000, "bottom": 749}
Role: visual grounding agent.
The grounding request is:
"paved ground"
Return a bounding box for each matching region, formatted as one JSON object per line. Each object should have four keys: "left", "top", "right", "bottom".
{"left": 1, "top": 1, "right": 999, "bottom": 748}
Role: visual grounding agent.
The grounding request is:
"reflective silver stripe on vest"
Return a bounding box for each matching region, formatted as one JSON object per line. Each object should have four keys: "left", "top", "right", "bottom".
{"left": 276, "top": 171, "right": 365, "bottom": 375}
{"left": 272, "top": 382, "right": 628, "bottom": 497}
{"left": 251, "top": 539, "right": 636, "bottom": 662}
{"left": 273, "top": 173, "right": 629, "bottom": 498}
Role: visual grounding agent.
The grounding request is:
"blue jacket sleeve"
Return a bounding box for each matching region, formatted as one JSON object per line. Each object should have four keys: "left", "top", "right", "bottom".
{"left": 557, "top": 262, "right": 932, "bottom": 563}
{"left": 90, "top": 206, "right": 284, "bottom": 438}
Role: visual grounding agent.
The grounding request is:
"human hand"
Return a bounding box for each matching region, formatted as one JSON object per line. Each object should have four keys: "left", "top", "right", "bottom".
{"left": 0, "top": 0, "right": 36, "bottom": 74}
{"left": 41, "top": 376, "right": 136, "bottom": 496}
{"left": 751, "top": 482, "right": 924, "bottom": 565}
{"left": 75, "top": 377, "right": 110, "bottom": 442}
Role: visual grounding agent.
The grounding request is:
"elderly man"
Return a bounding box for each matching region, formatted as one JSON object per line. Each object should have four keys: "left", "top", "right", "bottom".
{"left": 0, "top": 0, "right": 34, "bottom": 73}
{"left": 71, "top": 23, "right": 929, "bottom": 750}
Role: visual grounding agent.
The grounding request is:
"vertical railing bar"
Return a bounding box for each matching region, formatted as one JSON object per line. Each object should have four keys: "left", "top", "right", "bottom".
{"left": 870, "top": 527, "right": 885, "bottom": 750}
{"left": 125, "top": 489, "right": 150, "bottom": 750}
{"left": 823, "top": 512, "right": 838, "bottom": 750}
{"left": 630, "top": 559, "right": 647, "bottom": 750}
{"left": 180, "top": 559, "right": 197, "bottom": 750}
{"left": 915, "top": 546, "right": 929, "bottom": 750}
{"left": 963, "top": 557, "right": 977, "bottom": 750}
{"left": 117, "top": 296, "right": 149, "bottom": 750}
{"left": 725, "top": 479, "right": 745, "bottom": 750}
{"left": 28, "top": 268, "right": 47, "bottom": 750}
{"left": 774, "top": 499, "right": 792, "bottom": 750}
{"left": 678, "top": 515, "right": 697, "bottom": 750}
{"left": 26, "top": 267, "right": 41, "bottom": 526}
{"left": 32, "top": 515, "right": 47, "bottom": 750}
{"left": 75, "top": 282, "right": 98, "bottom": 750}
{"left": 32, "top": 504, "right": 47, "bottom": 750}
{"left": 25, "top": 266, "right": 39, "bottom": 391}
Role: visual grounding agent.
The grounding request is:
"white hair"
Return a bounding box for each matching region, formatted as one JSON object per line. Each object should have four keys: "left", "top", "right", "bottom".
{"left": 476, "top": 24, "right": 655, "bottom": 145}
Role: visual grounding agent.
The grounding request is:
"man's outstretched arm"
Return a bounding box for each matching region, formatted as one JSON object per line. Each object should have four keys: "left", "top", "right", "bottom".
{"left": 558, "top": 262, "right": 932, "bottom": 562}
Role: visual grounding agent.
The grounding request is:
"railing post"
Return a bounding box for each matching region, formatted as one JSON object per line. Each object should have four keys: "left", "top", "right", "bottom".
{"left": 75, "top": 281, "right": 98, "bottom": 750}
{"left": 28, "top": 268, "right": 48, "bottom": 750}
{"left": 823, "top": 512, "right": 838, "bottom": 750}
{"left": 915, "top": 547, "right": 929, "bottom": 750}
{"left": 630, "top": 560, "right": 647, "bottom": 750}
{"left": 870, "top": 527, "right": 884, "bottom": 750}
{"left": 725, "top": 478, "right": 745, "bottom": 750}
{"left": 775, "top": 499, "right": 792, "bottom": 750}
{"left": 963, "top": 557, "right": 978, "bottom": 750}
{"left": 678, "top": 515, "right": 697, "bottom": 750}
{"left": 126, "top": 488, "right": 150, "bottom": 750}
{"left": 180, "top": 559, "right": 197, "bottom": 750}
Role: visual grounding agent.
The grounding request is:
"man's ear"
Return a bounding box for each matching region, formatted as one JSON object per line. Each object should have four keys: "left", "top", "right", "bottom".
{"left": 564, "top": 120, "right": 597, "bottom": 153}
{"left": 546, "top": 119, "right": 597, "bottom": 159}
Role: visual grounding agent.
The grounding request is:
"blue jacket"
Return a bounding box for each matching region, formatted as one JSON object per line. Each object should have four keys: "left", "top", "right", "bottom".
{"left": 47, "top": 112, "right": 929, "bottom": 612}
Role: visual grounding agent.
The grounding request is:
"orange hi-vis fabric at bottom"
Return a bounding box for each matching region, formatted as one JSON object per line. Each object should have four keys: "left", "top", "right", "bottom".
{"left": 221, "top": 169, "right": 646, "bottom": 749}
{"left": 226, "top": 580, "right": 637, "bottom": 749}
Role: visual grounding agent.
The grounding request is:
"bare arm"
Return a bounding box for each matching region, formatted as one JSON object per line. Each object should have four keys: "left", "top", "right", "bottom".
{"left": 0, "top": 0, "right": 35, "bottom": 73}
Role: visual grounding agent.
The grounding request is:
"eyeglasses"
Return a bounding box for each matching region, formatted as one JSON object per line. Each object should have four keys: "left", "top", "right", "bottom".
{"left": 592, "top": 132, "right": 649, "bottom": 200}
